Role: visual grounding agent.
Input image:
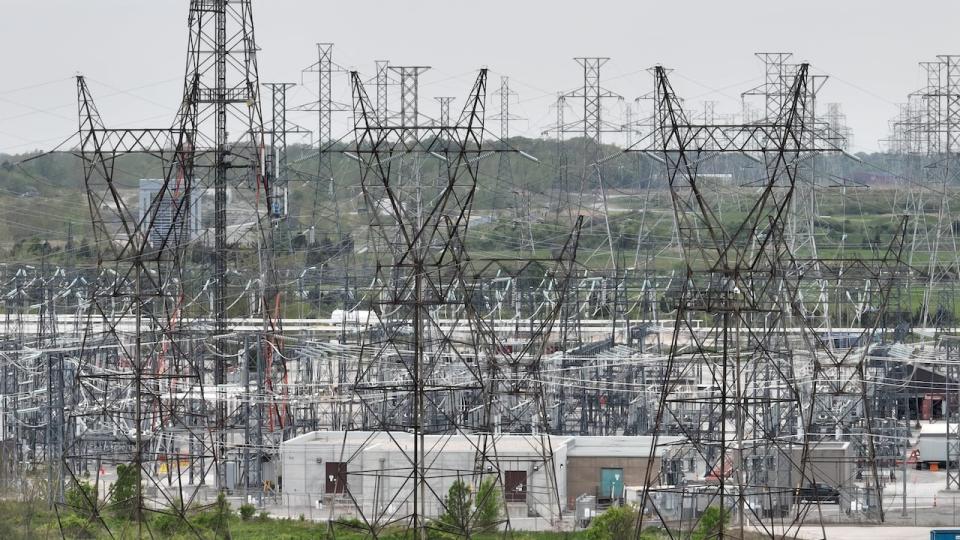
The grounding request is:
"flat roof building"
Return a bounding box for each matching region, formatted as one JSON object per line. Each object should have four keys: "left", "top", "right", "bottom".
{"left": 138, "top": 179, "right": 202, "bottom": 248}
{"left": 279, "top": 431, "right": 680, "bottom": 521}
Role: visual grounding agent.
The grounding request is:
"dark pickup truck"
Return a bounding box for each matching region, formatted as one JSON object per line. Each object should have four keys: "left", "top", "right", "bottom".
{"left": 793, "top": 483, "right": 840, "bottom": 504}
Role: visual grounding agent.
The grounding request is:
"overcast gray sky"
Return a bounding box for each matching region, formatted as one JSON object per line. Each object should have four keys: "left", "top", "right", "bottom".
{"left": 1, "top": 0, "right": 957, "bottom": 155}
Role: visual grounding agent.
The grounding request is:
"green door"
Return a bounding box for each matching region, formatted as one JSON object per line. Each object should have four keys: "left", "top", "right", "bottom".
{"left": 600, "top": 468, "right": 624, "bottom": 499}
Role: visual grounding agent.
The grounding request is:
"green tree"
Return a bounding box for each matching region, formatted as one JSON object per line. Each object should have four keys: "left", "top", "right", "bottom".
{"left": 110, "top": 463, "right": 140, "bottom": 520}
{"left": 474, "top": 477, "right": 502, "bottom": 531}
{"left": 438, "top": 479, "right": 473, "bottom": 534}
{"left": 436, "top": 478, "right": 503, "bottom": 536}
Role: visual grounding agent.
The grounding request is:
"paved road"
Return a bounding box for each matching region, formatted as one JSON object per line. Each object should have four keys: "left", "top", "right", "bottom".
{"left": 795, "top": 526, "right": 933, "bottom": 539}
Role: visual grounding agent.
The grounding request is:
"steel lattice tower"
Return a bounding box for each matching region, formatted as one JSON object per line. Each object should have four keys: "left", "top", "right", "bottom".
{"left": 182, "top": 0, "right": 281, "bottom": 488}
{"left": 71, "top": 3, "right": 281, "bottom": 535}
{"left": 324, "top": 65, "right": 583, "bottom": 538}
{"left": 435, "top": 96, "right": 454, "bottom": 127}
{"left": 392, "top": 66, "right": 430, "bottom": 140}
{"left": 264, "top": 82, "right": 296, "bottom": 220}
{"left": 300, "top": 43, "right": 349, "bottom": 237}
{"left": 375, "top": 60, "right": 391, "bottom": 123}
{"left": 638, "top": 63, "right": 902, "bottom": 537}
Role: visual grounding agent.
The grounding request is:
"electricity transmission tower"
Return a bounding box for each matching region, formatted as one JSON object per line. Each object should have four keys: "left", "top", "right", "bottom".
{"left": 71, "top": 2, "right": 281, "bottom": 535}
{"left": 321, "top": 65, "right": 583, "bottom": 538}
{"left": 301, "top": 43, "right": 350, "bottom": 230}
{"left": 638, "top": 63, "right": 902, "bottom": 538}
{"left": 490, "top": 76, "right": 533, "bottom": 251}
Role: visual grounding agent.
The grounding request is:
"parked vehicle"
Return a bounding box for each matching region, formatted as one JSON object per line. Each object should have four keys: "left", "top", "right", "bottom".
{"left": 793, "top": 483, "right": 840, "bottom": 504}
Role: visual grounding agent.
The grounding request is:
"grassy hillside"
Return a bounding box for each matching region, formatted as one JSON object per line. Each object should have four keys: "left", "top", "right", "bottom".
{"left": 0, "top": 142, "right": 948, "bottom": 276}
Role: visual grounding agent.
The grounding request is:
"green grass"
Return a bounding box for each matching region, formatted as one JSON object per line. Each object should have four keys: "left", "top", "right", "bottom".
{"left": 0, "top": 498, "right": 679, "bottom": 540}
{"left": 0, "top": 499, "right": 533, "bottom": 540}
{"left": 0, "top": 499, "right": 790, "bottom": 540}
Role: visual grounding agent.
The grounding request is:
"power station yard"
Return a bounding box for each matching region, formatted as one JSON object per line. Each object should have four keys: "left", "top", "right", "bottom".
{"left": 3, "top": 2, "right": 960, "bottom": 539}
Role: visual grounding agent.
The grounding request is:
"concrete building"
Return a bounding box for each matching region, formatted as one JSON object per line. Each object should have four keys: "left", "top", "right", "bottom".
{"left": 138, "top": 179, "right": 202, "bottom": 248}
{"left": 565, "top": 436, "right": 670, "bottom": 507}
{"left": 793, "top": 440, "right": 854, "bottom": 493}
{"left": 279, "top": 431, "right": 677, "bottom": 520}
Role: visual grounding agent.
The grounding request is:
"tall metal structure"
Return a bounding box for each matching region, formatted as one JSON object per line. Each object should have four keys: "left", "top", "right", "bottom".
{"left": 8, "top": 6, "right": 954, "bottom": 537}
{"left": 264, "top": 82, "right": 296, "bottom": 220}
{"left": 890, "top": 55, "right": 960, "bottom": 488}
{"left": 69, "top": 1, "right": 280, "bottom": 535}
{"left": 745, "top": 52, "right": 797, "bottom": 120}
{"left": 182, "top": 0, "right": 280, "bottom": 490}
{"left": 392, "top": 66, "right": 430, "bottom": 137}
{"left": 75, "top": 73, "right": 198, "bottom": 531}
{"left": 375, "top": 60, "right": 391, "bottom": 124}
{"left": 324, "top": 66, "right": 583, "bottom": 538}
{"left": 743, "top": 52, "right": 853, "bottom": 354}
{"left": 264, "top": 81, "right": 309, "bottom": 255}
{"left": 638, "top": 63, "right": 902, "bottom": 538}
{"left": 946, "top": 337, "right": 960, "bottom": 490}
{"left": 552, "top": 58, "right": 623, "bottom": 214}
{"left": 435, "top": 96, "right": 454, "bottom": 127}
{"left": 492, "top": 76, "right": 518, "bottom": 141}
{"left": 490, "top": 76, "right": 531, "bottom": 248}
{"left": 301, "top": 43, "right": 349, "bottom": 234}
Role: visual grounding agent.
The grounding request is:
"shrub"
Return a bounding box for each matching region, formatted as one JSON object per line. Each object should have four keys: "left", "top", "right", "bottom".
{"left": 437, "top": 479, "right": 472, "bottom": 534}
{"left": 693, "top": 505, "right": 728, "bottom": 540}
{"left": 240, "top": 503, "right": 256, "bottom": 521}
{"left": 153, "top": 498, "right": 190, "bottom": 537}
{"left": 65, "top": 480, "right": 98, "bottom": 518}
{"left": 194, "top": 492, "right": 232, "bottom": 539}
{"left": 153, "top": 510, "right": 187, "bottom": 536}
{"left": 58, "top": 513, "right": 97, "bottom": 539}
{"left": 586, "top": 505, "right": 637, "bottom": 540}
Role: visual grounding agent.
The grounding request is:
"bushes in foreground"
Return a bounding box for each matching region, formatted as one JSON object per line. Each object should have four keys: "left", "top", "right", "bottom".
{"left": 0, "top": 495, "right": 694, "bottom": 540}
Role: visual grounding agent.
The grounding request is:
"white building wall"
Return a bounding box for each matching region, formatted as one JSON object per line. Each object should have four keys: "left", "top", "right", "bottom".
{"left": 280, "top": 432, "right": 575, "bottom": 520}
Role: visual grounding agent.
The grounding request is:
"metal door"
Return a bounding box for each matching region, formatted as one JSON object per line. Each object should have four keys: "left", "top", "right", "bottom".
{"left": 600, "top": 467, "right": 624, "bottom": 499}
